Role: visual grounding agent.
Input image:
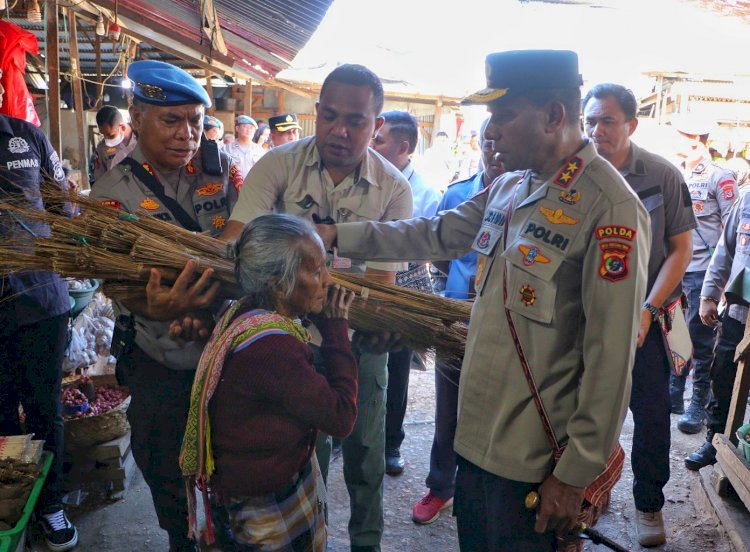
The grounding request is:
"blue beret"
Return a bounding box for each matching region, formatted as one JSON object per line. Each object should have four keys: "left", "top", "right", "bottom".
{"left": 204, "top": 115, "right": 222, "bottom": 129}
{"left": 127, "top": 60, "right": 211, "bottom": 107}
{"left": 463, "top": 50, "right": 582, "bottom": 106}
{"left": 236, "top": 115, "right": 257, "bottom": 126}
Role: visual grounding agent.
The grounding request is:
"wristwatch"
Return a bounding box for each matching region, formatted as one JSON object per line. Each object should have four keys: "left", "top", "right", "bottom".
{"left": 642, "top": 301, "right": 661, "bottom": 319}
{"left": 700, "top": 295, "right": 719, "bottom": 304}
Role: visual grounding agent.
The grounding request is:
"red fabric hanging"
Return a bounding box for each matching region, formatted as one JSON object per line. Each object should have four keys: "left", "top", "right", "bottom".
{"left": 0, "top": 20, "right": 41, "bottom": 126}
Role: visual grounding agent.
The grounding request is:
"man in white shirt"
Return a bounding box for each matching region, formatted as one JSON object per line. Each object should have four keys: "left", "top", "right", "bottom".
{"left": 225, "top": 114, "right": 263, "bottom": 178}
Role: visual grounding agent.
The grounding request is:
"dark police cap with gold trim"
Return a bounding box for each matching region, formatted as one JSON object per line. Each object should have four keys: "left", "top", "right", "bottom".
{"left": 462, "top": 50, "right": 583, "bottom": 106}
{"left": 269, "top": 113, "right": 302, "bottom": 132}
{"left": 127, "top": 60, "right": 211, "bottom": 107}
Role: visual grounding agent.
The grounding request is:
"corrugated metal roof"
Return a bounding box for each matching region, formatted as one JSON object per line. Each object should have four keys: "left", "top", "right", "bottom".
{"left": 2, "top": 0, "right": 334, "bottom": 82}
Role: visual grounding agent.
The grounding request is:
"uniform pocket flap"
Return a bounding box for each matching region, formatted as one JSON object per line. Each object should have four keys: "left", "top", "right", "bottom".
{"left": 505, "top": 267, "right": 557, "bottom": 324}
{"left": 336, "top": 197, "right": 383, "bottom": 222}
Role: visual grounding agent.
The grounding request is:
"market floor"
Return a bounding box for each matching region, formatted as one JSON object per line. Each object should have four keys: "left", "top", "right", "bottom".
{"left": 31, "top": 363, "right": 738, "bottom": 551}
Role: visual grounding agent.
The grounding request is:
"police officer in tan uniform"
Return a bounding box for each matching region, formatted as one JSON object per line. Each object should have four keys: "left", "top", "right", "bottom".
{"left": 317, "top": 50, "right": 650, "bottom": 551}
{"left": 672, "top": 117, "right": 737, "bottom": 435}
{"left": 90, "top": 60, "right": 228, "bottom": 552}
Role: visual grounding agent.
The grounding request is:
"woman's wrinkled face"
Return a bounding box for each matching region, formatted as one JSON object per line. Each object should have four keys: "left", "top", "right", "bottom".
{"left": 279, "top": 237, "right": 333, "bottom": 317}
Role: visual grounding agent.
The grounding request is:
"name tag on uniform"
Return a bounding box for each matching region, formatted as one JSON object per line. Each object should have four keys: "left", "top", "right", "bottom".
{"left": 332, "top": 247, "right": 352, "bottom": 269}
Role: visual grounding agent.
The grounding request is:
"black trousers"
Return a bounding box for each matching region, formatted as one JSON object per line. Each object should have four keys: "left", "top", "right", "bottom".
{"left": 454, "top": 455, "right": 556, "bottom": 552}
{"left": 120, "top": 346, "right": 194, "bottom": 542}
{"left": 0, "top": 307, "right": 68, "bottom": 509}
{"left": 630, "top": 323, "right": 671, "bottom": 512}
{"left": 385, "top": 348, "right": 411, "bottom": 455}
{"left": 706, "top": 316, "right": 745, "bottom": 441}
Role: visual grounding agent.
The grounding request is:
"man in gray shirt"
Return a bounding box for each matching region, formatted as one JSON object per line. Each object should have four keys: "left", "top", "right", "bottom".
{"left": 583, "top": 83, "right": 695, "bottom": 547}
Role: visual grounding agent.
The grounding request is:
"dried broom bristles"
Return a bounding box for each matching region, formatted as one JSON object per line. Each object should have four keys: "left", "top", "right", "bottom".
{"left": 0, "top": 185, "right": 470, "bottom": 362}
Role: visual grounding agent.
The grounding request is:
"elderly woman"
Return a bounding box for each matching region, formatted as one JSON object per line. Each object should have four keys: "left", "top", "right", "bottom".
{"left": 180, "top": 214, "right": 357, "bottom": 551}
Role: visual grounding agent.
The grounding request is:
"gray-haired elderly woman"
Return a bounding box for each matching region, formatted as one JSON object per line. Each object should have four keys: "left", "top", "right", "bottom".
{"left": 180, "top": 214, "right": 357, "bottom": 551}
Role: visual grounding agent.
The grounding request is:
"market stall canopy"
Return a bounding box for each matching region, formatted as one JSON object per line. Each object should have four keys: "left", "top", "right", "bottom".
{"left": 2, "top": 0, "right": 334, "bottom": 84}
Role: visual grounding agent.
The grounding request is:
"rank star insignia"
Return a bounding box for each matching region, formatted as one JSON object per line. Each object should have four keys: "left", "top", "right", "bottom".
{"left": 141, "top": 162, "right": 157, "bottom": 179}
{"left": 518, "top": 244, "right": 551, "bottom": 266}
{"left": 519, "top": 284, "right": 536, "bottom": 306}
{"left": 553, "top": 156, "right": 583, "bottom": 189}
{"left": 212, "top": 215, "right": 225, "bottom": 229}
{"left": 540, "top": 206, "right": 577, "bottom": 225}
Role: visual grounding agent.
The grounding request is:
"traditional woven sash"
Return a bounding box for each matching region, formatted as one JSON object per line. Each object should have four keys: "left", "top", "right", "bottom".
{"left": 179, "top": 301, "right": 309, "bottom": 543}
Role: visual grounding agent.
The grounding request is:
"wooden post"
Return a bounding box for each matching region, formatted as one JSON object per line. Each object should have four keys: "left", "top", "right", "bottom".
{"left": 244, "top": 80, "right": 253, "bottom": 116}
{"left": 276, "top": 89, "right": 284, "bottom": 115}
{"left": 431, "top": 99, "right": 443, "bottom": 147}
{"left": 46, "top": 0, "right": 61, "bottom": 155}
{"left": 204, "top": 70, "right": 215, "bottom": 115}
{"left": 67, "top": 9, "right": 89, "bottom": 191}
{"left": 655, "top": 75, "right": 663, "bottom": 125}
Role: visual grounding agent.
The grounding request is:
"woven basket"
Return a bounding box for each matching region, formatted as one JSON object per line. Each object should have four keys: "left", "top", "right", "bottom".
{"left": 63, "top": 375, "right": 130, "bottom": 450}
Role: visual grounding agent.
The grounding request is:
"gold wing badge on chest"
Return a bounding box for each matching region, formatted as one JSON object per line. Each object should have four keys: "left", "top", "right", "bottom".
{"left": 539, "top": 206, "right": 578, "bottom": 225}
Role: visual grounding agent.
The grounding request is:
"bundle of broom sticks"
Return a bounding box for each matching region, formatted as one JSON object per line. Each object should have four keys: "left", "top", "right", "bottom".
{"left": 0, "top": 185, "right": 470, "bottom": 364}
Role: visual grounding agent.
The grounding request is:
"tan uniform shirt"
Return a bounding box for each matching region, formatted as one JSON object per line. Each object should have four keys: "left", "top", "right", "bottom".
{"left": 337, "top": 141, "right": 651, "bottom": 488}
{"left": 229, "top": 136, "right": 413, "bottom": 273}
{"left": 90, "top": 145, "right": 233, "bottom": 370}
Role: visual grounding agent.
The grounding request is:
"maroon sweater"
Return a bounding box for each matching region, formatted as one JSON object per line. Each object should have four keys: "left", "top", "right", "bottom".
{"left": 208, "top": 317, "right": 357, "bottom": 496}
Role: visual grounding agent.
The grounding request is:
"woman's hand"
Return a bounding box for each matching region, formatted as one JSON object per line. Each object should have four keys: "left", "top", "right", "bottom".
{"left": 324, "top": 285, "right": 355, "bottom": 320}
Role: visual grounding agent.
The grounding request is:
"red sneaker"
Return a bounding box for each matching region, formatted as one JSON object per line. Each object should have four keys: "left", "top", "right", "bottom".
{"left": 412, "top": 491, "right": 453, "bottom": 525}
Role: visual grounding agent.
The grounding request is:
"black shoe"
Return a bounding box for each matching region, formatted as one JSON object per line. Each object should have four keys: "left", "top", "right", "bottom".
{"left": 39, "top": 506, "right": 78, "bottom": 551}
{"left": 385, "top": 454, "right": 405, "bottom": 475}
{"left": 677, "top": 403, "right": 705, "bottom": 434}
{"left": 685, "top": 441, "right": 717, "bottom": 471}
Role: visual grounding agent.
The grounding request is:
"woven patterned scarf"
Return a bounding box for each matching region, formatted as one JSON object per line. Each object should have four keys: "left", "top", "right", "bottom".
{"left": 179, "top": 300, "right": 310, "bottom": 543}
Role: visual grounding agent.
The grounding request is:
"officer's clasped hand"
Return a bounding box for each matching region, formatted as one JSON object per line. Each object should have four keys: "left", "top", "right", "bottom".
{"left": 145, "top": 259, "right": 220, "bottom": 321}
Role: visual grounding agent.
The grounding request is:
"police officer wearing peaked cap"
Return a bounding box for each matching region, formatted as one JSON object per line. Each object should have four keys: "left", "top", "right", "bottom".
{"left": 90, "top": 59, "right": 236, "bottom": 552}
{"left": 317, "top": 50, "right": 651, "bottom": 551}
{"left": 268, "top": 112, "right": 302, "bottom": 147}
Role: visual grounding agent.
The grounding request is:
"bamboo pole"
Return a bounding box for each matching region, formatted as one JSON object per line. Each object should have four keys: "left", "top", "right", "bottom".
{"left": 46, "top": 0, "right": 61, "bottom": 155}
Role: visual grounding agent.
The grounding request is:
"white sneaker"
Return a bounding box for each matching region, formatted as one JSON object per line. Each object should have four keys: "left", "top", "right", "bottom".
{"left": 635, "top": 509, "right": 666, "bottom": 547}
{"left": 39, "top": 507, "right": 79, "bottom": 551}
